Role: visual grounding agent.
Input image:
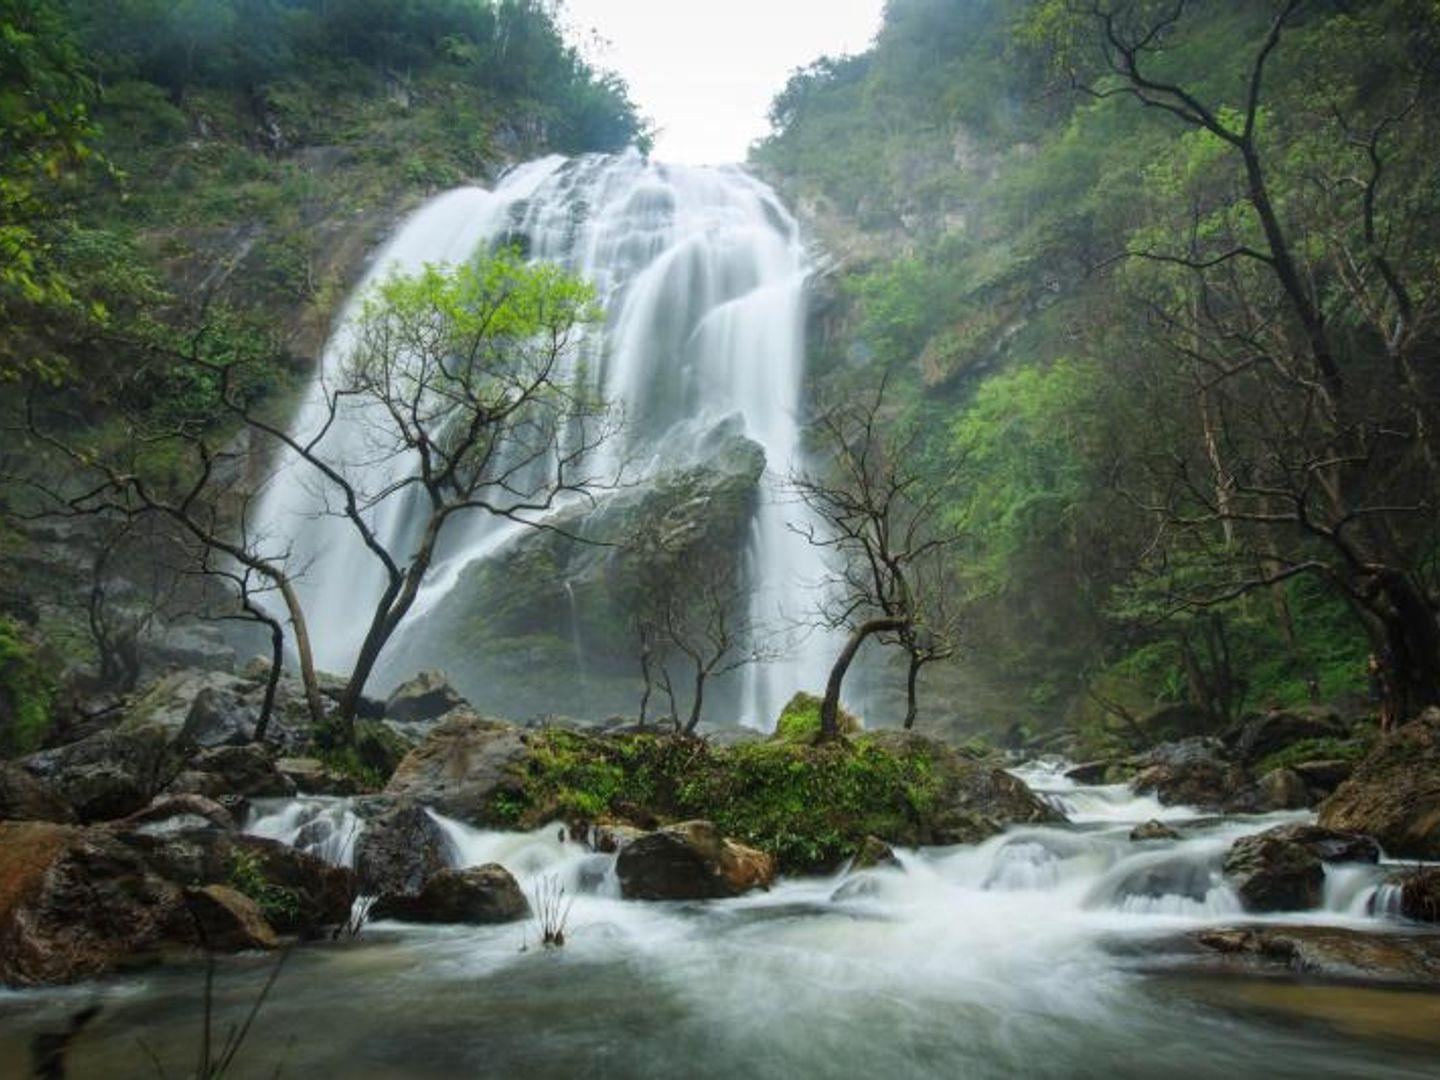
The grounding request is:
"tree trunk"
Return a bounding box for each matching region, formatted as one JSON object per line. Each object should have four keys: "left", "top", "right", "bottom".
{"left": 337, "top": 518, "right": 443, "bottom": 736}
{"left": 1378, "top": 572, "right": 1440, "bottom": 723}
{"left": 254, "top": 618, "right": 283, "bottom": 743}
{"left": 684, "top": 669, "right": 706, "bottom": 735}
{"left": 820, "top": 617, "right": 904, "bottom": 739}
{"left": 903, "top": 653, "right": 921, "bottom": 730}
{"left": 276, "top": 576, "right": 326, "bottom": 728}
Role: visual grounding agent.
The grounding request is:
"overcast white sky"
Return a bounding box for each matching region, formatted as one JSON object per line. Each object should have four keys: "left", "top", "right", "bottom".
{"left": 562, "top": 0, "right": 887, "bottom": 164}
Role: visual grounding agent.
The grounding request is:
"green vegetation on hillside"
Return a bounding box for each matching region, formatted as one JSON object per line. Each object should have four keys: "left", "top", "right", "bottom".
{"left": 758, "top": 0, "right": 1440, "bottom": 742}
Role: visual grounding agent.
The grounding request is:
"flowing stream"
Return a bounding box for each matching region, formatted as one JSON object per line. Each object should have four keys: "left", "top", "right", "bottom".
{"left": 251, "top": 152, "right": 836, "bottom": 726}
{"left": 5, "top": 768, "right": 1438, "bottom": 1077}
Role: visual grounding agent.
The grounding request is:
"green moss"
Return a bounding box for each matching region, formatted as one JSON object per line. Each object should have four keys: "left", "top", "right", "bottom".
{"left": 228, "top": 848, "right": 301, "bottom": 926}
{"left": 0, "top": 617, "right": 54, "bottom": 757}
{"left": 506, "top": 728, "right": 947, "bottom": 872}
{"left": 772, "top": 692, "right": 860, "bottom": 745}
{"left": 1256, "top": 735, "right": 1374, "bottom": 777}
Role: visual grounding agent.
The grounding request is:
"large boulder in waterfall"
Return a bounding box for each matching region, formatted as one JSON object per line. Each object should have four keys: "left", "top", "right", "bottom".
{"left": 386, "top": 670, "right": 467, "bottom": 723}
{"left": 1222, "top": 823, "right": 1379, "bottom": 912}
{"left": 383, "top": 713, "right": 531, "bottom": 824}
{"left": 20, "top": 726, "right": 180, "bottom": 822}
{"left": 381, "top": 432, "right": 766, "bottom": 719}
{"left": 354, "top": 802, "right": 454, "bottom": 897}
{"left": 372, "top": 865, "right": 528, "bottom": 924}
{"left": 616, "top": 821, "right": 775, "bottom": 900}
{"left": 1318, "top": 708, "right": 1440, "bottom": 858}
{"left": 1130, "top": 738, "right": 1248, "bottom": 811}
{"left": 1195, "top": 925, "right": 1440, "bottom": 985}
{"left": 121, "top": 828, "right": 353, "bottom": 936}
{"left": 0, "top": 761, "right": 75, "bottom": 823}
{"left": 0, "top": 821, "right": 188, "bottom": 985}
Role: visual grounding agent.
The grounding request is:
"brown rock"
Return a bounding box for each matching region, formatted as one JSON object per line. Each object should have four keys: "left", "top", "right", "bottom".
{"left": 371, "top": 865, "right": 528, "bottom": 924}
{"left": 1223, "top": 824, "right": 1379, "bottom": 913}
{"left": 1319, "top": 708, "right": 1440, "bottom": 858}
{"left": 616, "top": 821, "right": 776, "bottom": 900}
{"left": 183, "top": 885, "right": 278, "bottom": 950}
{"left": 1130, "top": 820, "right": 1181, "bottom": 842}
{"left": 1254, "top": 767, "right": 1313, "bottom": 810}
{"left": 383, "top": 713, "right": 530, "bottom": 825}
{"left": 0, "top": 761, "right": 75, "bottom": 823}
{"left": 1195, "top": 925, "right": 1440, "bottom": 985}
{"left": 116, "top": 793, "right": 237, "bottom": 834}
{"left": 0, "top": 821, "right": 184, "bottom": 986}
{"left": 1399, "top": 868, "right": 1440, "bottom": 924}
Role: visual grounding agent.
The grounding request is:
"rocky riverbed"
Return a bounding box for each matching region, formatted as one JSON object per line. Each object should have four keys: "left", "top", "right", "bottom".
{"left": 2, "top": 670, "right": 1440, "bottom": 1076}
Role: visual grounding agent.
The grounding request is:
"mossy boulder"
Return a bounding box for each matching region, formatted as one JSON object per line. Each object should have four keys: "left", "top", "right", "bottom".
{"left": 772, "top": 692, "right": 860, "bottom": 743}
{"left": 384, "top": 717, "right": 1060, "bottom": 872}
{"left": 1318, "top": 708, "right": 1440, "bottom": 857}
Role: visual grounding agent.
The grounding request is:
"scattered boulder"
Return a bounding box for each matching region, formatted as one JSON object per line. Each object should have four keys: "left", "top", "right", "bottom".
{"left": 383, "top": 713, "right": 530, "bottom": 825}
{"left": 1195, "top": 925, "right": 1440, "bottom": 985}
{"left": 117, "top": 794, "right": 237, "bottom": 834}
{"left": 0, "top": 761, "right": 75, "bottom": 823}
{"left": 277, "top": 757, "right": 358, "bottom": 796}
{"left": 179, "top": 685, "right": 258, "bottom": 749}
{"left": 1130, "top": 820, "right": 1180, "bottom": 842}
{"left": 1223, "top": 823, "right": 1378, "bottom": 912}
{"left": 169, "top": 745, "right": 295, "bottom": 800}
{"left": 616, "top": 821, "right": 775, "bottom": 900}
{"left": 121, "top": 669, "right": 253, "bottom": 742}
{"left": 123, "top": 830, "right": 352, "bottom": 936}
{"left": 1398, "top": 868, "right": 1440, "bottom": 924}
{"left": 385, "top": 670, "right": 467, "bottom": 723}
{"left": 21, "top": 726, "right": 178, "bottom": 822}
{"left": 1290, "top": 758, "right": 1353, "bottom": 795}
{"left": 1318, "top": 708, "right": 1440, "bottom": 858}
{"left": 183, "top": 885, "right": 277, "bottom": 951}
{"left": 371, "top": 865, "right": 528, "bottom": 924}
{"left": 587, "top": 822, "right": 649, "bottom": 854}
{"left": 1063, "top": 761, "right": 1111, "bottom": 785}
{"left": 1130, "top": 738, "right": 1247, "bottom": 811}
{"left": 1253, "top": 767, "right": 1312, "bottom": 810}
{"left": 1226, "top": 708, "right": 1346, "bottom": 765}
{"left": 850, "top": 835, "right": 899, "bottom": 871}
{"left": 354, "top": 802, "right": 453, "bottom": 897}
{"left": 0, "top": 821, "right": 185, "bottom": 985}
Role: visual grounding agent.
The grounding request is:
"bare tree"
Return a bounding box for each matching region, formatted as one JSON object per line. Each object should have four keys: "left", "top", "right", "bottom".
{"left": 632, "top": 541, "right": 775, "bottom": 734}
{"left": 792, "top": 373, "right": 962, "bottom": 738}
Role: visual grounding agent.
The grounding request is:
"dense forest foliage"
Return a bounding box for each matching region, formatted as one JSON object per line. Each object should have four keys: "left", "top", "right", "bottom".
{"left": 756, "top": 0, "right": 1440, "bottom": 750}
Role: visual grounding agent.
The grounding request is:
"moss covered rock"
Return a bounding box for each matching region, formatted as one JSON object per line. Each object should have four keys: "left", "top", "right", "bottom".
{"left": 772, "top": 692, "right": 860, "bottom": 743}
{"left": 385, "top": 717, "right": 1060, "bottom": 872}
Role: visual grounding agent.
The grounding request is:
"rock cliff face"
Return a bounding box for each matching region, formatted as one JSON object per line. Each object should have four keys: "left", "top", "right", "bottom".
{"left": 379, "top": 434, "right": 766, "bottom": 720}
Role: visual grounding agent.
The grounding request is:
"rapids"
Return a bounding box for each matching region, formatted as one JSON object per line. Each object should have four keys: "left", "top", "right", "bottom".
{"left": 3, "top": 767, "right": 1437, "bottom": 1077}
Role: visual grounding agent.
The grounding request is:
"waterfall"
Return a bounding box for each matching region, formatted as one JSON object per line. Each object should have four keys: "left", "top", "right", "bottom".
{"left": 253, "top": 151, "right": 835, "bottom": 727}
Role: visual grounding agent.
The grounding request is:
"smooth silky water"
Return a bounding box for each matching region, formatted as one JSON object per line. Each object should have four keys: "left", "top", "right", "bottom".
{"left": 3, "top": 768, "right": 1438, "bottom": 1078}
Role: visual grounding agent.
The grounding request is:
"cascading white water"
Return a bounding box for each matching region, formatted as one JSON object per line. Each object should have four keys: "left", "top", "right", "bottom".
{"left": 253, "top": 151, "right": 835, "bottom": 726}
